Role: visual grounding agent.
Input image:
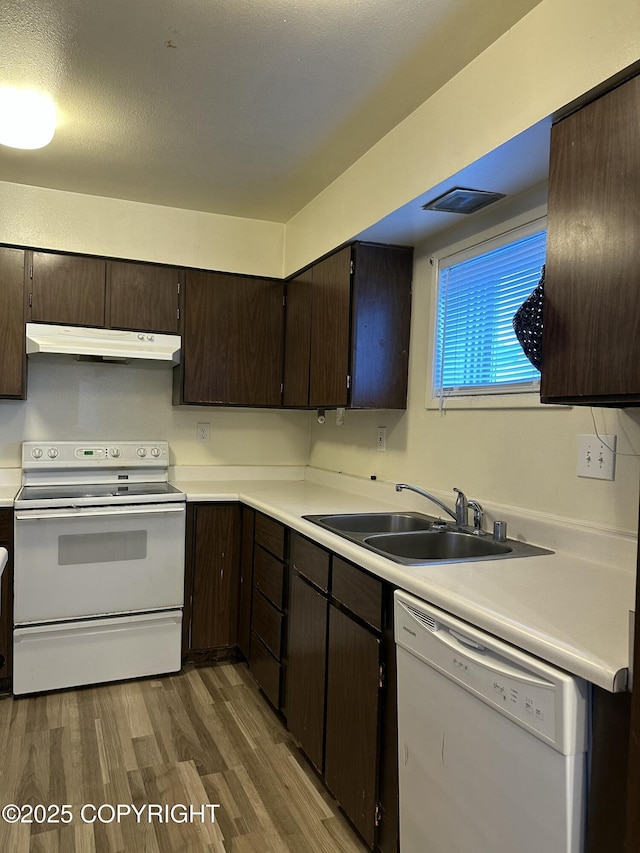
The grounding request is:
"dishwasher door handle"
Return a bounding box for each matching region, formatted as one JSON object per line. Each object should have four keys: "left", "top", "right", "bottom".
{"left": 449, "top": 628, "right": 487, "bottom": 651}
{"left": 434, "top": 625, "right": 553, "bottom": 688}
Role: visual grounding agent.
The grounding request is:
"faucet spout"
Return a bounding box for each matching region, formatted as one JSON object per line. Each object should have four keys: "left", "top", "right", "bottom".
{"left": 453, "top": 488, "right": 468, "bottom": 527}
{"left": 395, "top": 483, "right": 458, "bottom": 523}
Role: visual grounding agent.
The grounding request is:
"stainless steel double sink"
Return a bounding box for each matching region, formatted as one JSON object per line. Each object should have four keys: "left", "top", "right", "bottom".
{"left": 303, "top": 512, "right": 552, "bottom": 565}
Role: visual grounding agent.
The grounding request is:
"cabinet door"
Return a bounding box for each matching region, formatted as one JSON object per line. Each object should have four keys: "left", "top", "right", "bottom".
{"left": 286, "top": 572, "right": 328, "bottom": 773}
{"left": 541, "top": 74, "right": 640, "bottom": 404}
{"left": 0, "top": 509, "right": 13, "bottom": 689}
{"left": 0, "top": 247, "right": 25, "bottom": 398}
{"left": 108, "top": 261, "right": 180, "bottom": 333}
{"left": 181, "top": 270, "right": 284, "bottom": 406}
{"left": 29, "top": 252, "right": 107, "bottom": 327}
{"left": 325, "top": 604, "right": 381, "bottom": 848}
{"left": 350, "top": 243, "right": 413, "bottom": 409}
{"left": 309, "top": 247, "right": 352, "bottom": 407}
{"left": 191, "top": 504, "right": 241, "bottom": 650}
{"left": 283, "top": 269, "right": 313, "bottom": 406}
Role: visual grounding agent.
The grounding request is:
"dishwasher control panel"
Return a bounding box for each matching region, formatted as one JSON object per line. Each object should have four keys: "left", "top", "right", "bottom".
{"left": 395, "top": 591, "right": 588, "bottom": 755}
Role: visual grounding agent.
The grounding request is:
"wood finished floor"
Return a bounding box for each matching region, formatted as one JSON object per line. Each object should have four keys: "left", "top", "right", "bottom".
{"left": 0, "top": 662, "right": 369, "bottom": 852}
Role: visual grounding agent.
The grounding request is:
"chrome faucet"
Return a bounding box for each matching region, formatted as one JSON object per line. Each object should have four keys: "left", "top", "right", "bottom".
{"left": 395, "top": 483, "right": 468, "bottom": 527}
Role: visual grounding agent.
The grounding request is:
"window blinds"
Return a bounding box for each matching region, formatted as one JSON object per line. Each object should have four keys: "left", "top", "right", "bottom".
{"left": 434, "top": 229, "right": 546, "bottom": 397}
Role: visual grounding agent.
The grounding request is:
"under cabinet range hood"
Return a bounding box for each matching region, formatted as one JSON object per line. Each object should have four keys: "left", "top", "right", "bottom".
{"left": 25, "top": 323, "right": 181, "bottom": 365}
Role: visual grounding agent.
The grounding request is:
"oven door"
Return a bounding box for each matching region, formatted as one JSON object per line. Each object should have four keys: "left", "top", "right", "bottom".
{"left": 14, "top": 502, "right": 186, "bottom": 624}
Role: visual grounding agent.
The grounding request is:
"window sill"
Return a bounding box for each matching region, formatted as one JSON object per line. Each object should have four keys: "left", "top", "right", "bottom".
{"left": 426, "top": 392, "right": 571, "bottom": 411}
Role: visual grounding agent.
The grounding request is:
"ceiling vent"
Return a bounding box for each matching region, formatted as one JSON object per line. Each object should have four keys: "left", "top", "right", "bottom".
{"left": 422, "top": 187, "right": 506, "bottom": 215}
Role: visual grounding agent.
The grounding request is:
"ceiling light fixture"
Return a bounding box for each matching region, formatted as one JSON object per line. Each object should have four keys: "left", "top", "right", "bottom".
{"left": 422, "top": 187, "right": 506, "bottom": 215}
{"left": 0, "top": 86, "right": 57, "bottom": 150}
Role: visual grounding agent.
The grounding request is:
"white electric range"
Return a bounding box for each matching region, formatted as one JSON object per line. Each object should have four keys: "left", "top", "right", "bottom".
{"left": 13, "top": 440, "right": 186, "bottom": 695}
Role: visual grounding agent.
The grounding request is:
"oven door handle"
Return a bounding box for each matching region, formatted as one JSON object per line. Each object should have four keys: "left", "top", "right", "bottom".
{"left": 15, "top": 504, "right": 186, "bottom": 521}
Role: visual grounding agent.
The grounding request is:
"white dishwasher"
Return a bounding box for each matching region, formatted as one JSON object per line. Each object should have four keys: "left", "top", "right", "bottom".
{"left": 394, "top": 590, "right": 588, "bottom": 853}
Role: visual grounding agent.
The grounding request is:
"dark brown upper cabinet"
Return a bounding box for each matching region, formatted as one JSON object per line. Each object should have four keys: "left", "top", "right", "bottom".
{"left": 283, "top": 241, "right": 413, "bottom": 409}
{"left": 541, "top": 72, "right": 640, "bottom": 405}
{"left": 309, "top": 247, "right": 352, "bottom": 407}
{"left": 0, "top": 247, "right": 26, "bottom": 398}
{"left": 284, "top": 248, "right": 351, "bottom": 407}
{"left": 176, "top": 269, "right": 284, "bottom": 407}
{"left": 27, "top": 252, "right": 107, "bottom": 327}
{"left": 108, "top": 260, "right": 181, "bottom": 334}
{"left": 26, "top": 252, "right": 180, "bottom": 334}
{"left": 282, "top": 267, "right": 314, "bottom": 406}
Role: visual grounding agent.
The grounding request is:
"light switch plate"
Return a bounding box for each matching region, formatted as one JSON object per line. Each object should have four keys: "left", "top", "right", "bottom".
{"left": 577, "top": 434, "right": 616, "bottom": 480}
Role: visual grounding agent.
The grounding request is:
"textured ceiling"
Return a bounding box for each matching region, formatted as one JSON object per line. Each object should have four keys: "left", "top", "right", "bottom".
{"left": 0, "top": 0, "right": 542, "bottom": 222}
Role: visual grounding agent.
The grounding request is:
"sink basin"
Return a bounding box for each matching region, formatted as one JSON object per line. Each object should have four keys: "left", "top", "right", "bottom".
{"left": 311, "top": 512, "right": 434, "bottom": 534}
{"left": 364, "top": 530, "right": 512, "bottom": 561}
{"left": 303, "top": 512, "right": 553, "bottom": 565}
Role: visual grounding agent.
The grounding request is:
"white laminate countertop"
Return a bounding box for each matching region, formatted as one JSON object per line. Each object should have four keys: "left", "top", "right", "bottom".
{"left": 0, "top": 486, "right": 18, "bottom": 507}
{"left": 176, "top": 476, "right": 636, "bottom": 692}
{"left": 1, "top": 465, "right": 633, "bottom": 691}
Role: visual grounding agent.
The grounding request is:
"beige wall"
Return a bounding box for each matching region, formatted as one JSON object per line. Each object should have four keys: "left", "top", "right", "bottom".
{"left": 0, "top": 359, "right": 311, "bottom": 470}
{"left": 284, "top": 0, "right": 640, "bottom": 274}
{"left": 0, "top": 181, "right": 285, "bottom": 278}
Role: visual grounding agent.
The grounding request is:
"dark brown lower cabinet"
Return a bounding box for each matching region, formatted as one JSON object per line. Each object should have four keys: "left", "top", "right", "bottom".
{"left": 286, "top": 571, "right": 328, "bottom": 773}
{"left": 248, "top": 516, "right": 288, "bottom": 711}
{"left": 184, "top": 503, "right": 241, "bottom": 659}
{"left": 238, "top": 506, "right": 255, "bottom": 660}
{"left": 0, "top": 508, "right": 13, "bottom": 691}
{"left": 586, "top": 686, "right": 631, "bottom": 852}
{"left": 325, "top": 604, "right": 381, "bottom": 848}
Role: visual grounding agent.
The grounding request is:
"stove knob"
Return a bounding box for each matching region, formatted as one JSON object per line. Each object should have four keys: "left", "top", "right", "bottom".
{"left": 47, "top": 447, "right": 59, "bottom": 458}
{"left": 109, "top": 448, "right": 121, "bottom": 458}
{"left": 137, "top": 447, "right": 147, "bottom": 458}
{"left": 150, "top": 447, "right": 161, "bottom": 458}
{"left": 31, "top": 447, "right": 43, "bottom": 459}
{"left": 137, "top": 333, "right": 145, "bottom": 341}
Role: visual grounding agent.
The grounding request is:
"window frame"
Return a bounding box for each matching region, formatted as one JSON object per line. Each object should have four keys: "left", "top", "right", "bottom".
{"left": 427, "top": 215, "right": 548, "bottom": 411}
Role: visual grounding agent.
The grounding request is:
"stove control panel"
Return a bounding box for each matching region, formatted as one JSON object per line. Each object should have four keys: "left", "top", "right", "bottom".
{"left": 22, "top": 441, "right": 170, "bottom": 470}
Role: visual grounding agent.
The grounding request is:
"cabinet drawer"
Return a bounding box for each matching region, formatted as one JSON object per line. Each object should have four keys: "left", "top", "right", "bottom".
{"left": 252, "top": 589, "right": 283, "bottom": 659}
{"left": 332, "top": 557, "right": 383, "bottom": 632}
{"left": 250, "top": 632, "right": 281, "bottom": 709}
{"left": 290, "top": 533, "right": 330, "bottom": 592}
{"left": 253, "top": 546, "right": 285, "bottom": 609}
{"left": 255, "top": 513, "right": 285, "bottom": 560}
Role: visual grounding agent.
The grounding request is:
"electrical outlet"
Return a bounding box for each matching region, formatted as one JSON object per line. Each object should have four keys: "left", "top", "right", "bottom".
{"left": 377, "top": 427, "right": 387, "bottom": 452}
{"left": 577, "top": 434, "right": 616, "bottom": 480}
{"left": 196, "top": 422, "right": 210, "bottom": 443}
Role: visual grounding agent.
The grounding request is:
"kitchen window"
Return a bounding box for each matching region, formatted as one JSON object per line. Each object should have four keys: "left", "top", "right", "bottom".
{"left": 432, "top": 220, "right": 546, "bottom": 407}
